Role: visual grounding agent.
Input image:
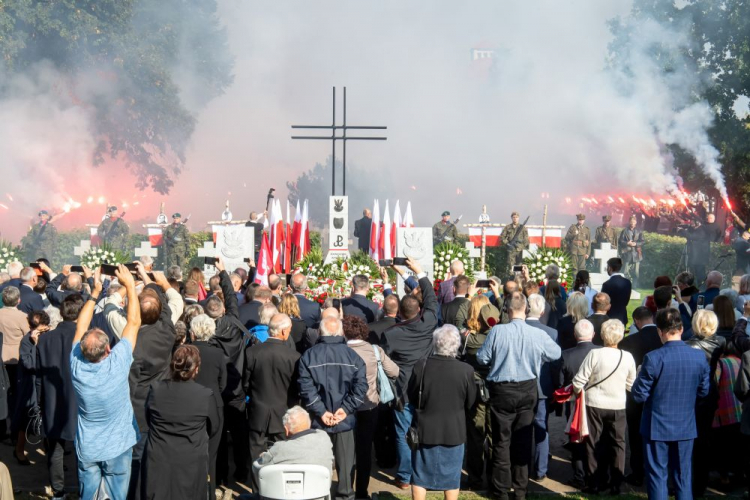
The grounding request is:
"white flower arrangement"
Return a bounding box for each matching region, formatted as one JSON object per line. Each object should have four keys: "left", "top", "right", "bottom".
{"left": 523, "top": 247, "right": 574, "bottom": 287}
{"left": 0, "top": 243, "right": 20, "bottom": 273}
{"left": 81, "top": 245, "right": 124, "bottom": 269}
{"left": 433, "top": 242, "right": 474, "bottom": 281}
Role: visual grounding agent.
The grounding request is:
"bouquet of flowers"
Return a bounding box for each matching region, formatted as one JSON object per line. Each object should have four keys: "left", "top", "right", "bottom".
{"left": 80, "top": 244, "right": 127, "bottom": 269}
{"left": 523, "top": 247, "right": 573, "bottom": 288}
{"left": 0, "top": 241, "right": 20, "bottom": 273}
{"left": 433, "top": 242, "right": 475, "bottom": 281}
{"left": 294, "top": 250, "right": 385, "bottom": 305}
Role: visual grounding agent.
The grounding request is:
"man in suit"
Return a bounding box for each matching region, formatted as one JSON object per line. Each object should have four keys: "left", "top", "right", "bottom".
{"left": 441, "top": 275, "right": 470, "bottom": 329}
{"left": 353, "top": 209, "right": 372, "bottom": 253}
{"left": 698, "top": 270, "right": 722, "bottom": 306}
{"left": 243, "top": 313, "right": 301, "bottom": 490}
{"left": 342, "top": 275, "right": 380, "bottom": 323}
{"left": 245, "top": 211, "right": 266, "bottom": 257}
{"left": 525, "top": 294, "right": 559, "bottom": 481}
{"left": 43, "top": 265, "right": 91, "bottom": 308}
{"left": 17, "top": 267, "right": 44, "bottom": 315}
{"left": 632, "top": 308, "right": 710, "bottom": 499}
{"left": 618, "top": 215, "right": 645, "bottom": 285}
{"left": 369, "top": 295, "right": 398, "bottom": 345}
{"left": 586, "top": 292, "right": 611, "bottom": 345}
{"left": 383, "top": 257, "right": 439, "bottom": 489}
{"left": 601, "top": 258, "right": 631, "bottom": 325}
{"left": 437, "top": 259, "right": 465, "bottom": 305}
{"left": 239, "top": 286, "right": 272, "bottom": 329}
{"left": 558, "top": 319, "right": 601, "bottom": 487}
{"left": 290, "top": 273, "right": 321, "bottom": 328}
{"left": 0, "top": 261, "right": 23, "bottom": 295}
{"left": 617, "top": 306, "right": 661, "bottom": 486}
{"left": 183, "top": 279, "right": 200, "bottom": 306}
{"left": 36, "top": 294, "right": 83, "bottom": 499}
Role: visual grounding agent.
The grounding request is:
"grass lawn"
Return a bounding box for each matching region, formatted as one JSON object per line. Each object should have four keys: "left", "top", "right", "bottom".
{"left": 625, "top": 288, "right": 650, "bottom": 326}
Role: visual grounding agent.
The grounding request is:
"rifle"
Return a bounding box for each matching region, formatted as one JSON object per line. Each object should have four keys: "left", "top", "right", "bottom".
{"left": 435, "top": 215, "right": 462, "bottom": 244}
{"left": 104, "top": 212, "right": 126, "bottom": 241}
{"left": 506, "top": 216, "right": 530, "bottom": 250}
{"left": 266, "top": 188, "right": 276, "bottom": 212}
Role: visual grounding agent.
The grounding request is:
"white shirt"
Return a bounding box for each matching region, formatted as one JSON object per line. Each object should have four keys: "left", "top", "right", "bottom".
{"left": 572, "top": 347, "right": 636, "bottom": 410}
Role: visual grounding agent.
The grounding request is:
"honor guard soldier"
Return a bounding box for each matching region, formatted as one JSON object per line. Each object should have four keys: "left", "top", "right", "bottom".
{"left": 433, "top": 210, "right": 458, "bottom": 246}
{"left": 97, "top": 206, "right": 130, "bottom": 252}
{"left": 595, "top": 215, "right": 618, "bottom": 249}
{"left": 500, "top": 211, "right": 529, "bottom": 276}
{"left": 564, "top": 213, "right": 591, "bottom": 275}
{"left": 618, "top": 215, "right": 645, "bottom": 285}
{"left": 163, "top": 212, "right": 190, "bottom": 268}
{"left": 22, "top": 210, "right": 58, "bottom": 261}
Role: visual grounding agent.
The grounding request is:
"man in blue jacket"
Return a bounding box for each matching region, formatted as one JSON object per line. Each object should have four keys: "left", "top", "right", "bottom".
{"left": 298, "top": 316, "right": 367, "bottom": 500}
{"left": 632, "top": 308, "right": 710, "bottom": 500}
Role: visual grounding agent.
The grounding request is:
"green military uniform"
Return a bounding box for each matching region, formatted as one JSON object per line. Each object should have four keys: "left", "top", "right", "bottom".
{"left": 21, "top": 213, "right": 57, "bottom": 261}
{"left": 500, "top": 219, "right": 529, "bottom": 276}
{"left": 163, "top": 215, "right": 190, "bottom": 269}
{"left": 97, "top": 209, "right": 130, "bottom": 252}
{"left": 564, "top": 214, "right": 591, "bottom": 275}
{"left": 594, "top": 215, "right": 618, "bottom": 250}
{"left": 433, "top": 211, "right": 459, "bottom": 246}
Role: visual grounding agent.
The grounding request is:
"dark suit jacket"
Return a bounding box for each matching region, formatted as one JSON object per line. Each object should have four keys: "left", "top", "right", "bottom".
{"left": 556, "top": 316, "right": 578, "bottom": 351}
{"left": 239, "top": 300, "right": 263, "bottom": 329}
{"left": 18, "top": 284, "right": 44, "bottom": 315}
{"left": 36, "top": 321, "right": 78, "bottom": 441}
{"left": 45, "top": 274, "right": 90, "bottom": 309}
{"left": 586, "top": 313, "right": 609, "bottom": 346}
{"left": 632, "top": 340, "right": 710, "bottom": 441}
{"left": 601, "top": 275, "right": 632, "bottom": 324}
{"left": 526, "top": 319, "right": 558, "bottom": 398}
{"left": 407, "top": 355, "right": 477, "bottom": 446}
{"left": 619, "top": 325, "right": 662, "bottom": 367}
{"left": 558, "top": 341, "right": 601, "bottom": 387}
{"left": 353, "top": 216, "right": 372, "bottom": 252}
{"left": 193, "top": 341, "right": 228, "bottom": 413}
{"left": 0, "top": 278, "right": 21, "bottom": 293}
{"left": 441, "top": 296, "right": 470, "bottom": 329}
{"left": 342, "top": 294, "right": 380, "bottom": 324}
{"left": 437, "top": 278, "right": 455, "bottom": 305}
{"left": 369, "top": 317, "right": 397, "bottom": 345}
{"left": 243, "top": 337, "right": 301, "bottom": 434}
{"left": 295, "top": 294, "right": 321, "bottom": 328}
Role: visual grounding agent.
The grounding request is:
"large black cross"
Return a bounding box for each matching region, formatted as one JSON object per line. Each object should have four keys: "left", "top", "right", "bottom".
{"left": 291, "top": 87, "right": 387, "bottom": 196}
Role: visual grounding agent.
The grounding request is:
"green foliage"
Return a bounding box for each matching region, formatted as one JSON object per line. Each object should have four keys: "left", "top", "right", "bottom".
{"left": 638, "top": 232, "right": 734, "bottom": 288}
{"left": 433, "top": 241, "right": 475, "bottom": 281}
{"left": 186, "top": 231, "right": 213, "bottom": 272}
{"left": 0, "top": 0, "right": 233, "bottom": 193}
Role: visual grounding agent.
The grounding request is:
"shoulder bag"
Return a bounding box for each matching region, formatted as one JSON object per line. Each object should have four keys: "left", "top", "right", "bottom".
{"left": 373, "top": 345, "right": 396, "bottom": 405}
{"left": 406, "top": 358, "right": 428, "bottom": 451}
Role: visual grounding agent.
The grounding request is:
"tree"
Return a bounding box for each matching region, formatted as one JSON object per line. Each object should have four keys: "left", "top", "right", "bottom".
{"left": 0, "top": 0, "right": 233, "bottom": 193}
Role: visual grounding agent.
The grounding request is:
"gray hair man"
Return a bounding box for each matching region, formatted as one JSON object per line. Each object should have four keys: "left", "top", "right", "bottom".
{"left": 477, "top": 291, "right": 561, "bottom": 497}
{"left": 252, "top": 406, "right": 334, "bottom": 480}
{"left": 437, "top": 259, "right": 466, "bottom": 305}
{"left": 342, "top": 275, "right": 380, "bottom": 323}
{"left": 290, "top": 273, "right": 321, "bottom": 328}
{"left": 298, "top": 315, "right": 367, "bottom": 500}
{"left": 0, "top": 287, "right": 29, "bottom": 365}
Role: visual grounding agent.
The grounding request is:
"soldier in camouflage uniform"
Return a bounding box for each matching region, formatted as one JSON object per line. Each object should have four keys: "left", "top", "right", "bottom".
{"left": 21, "top": 210, "right": 58, "bottom": 261}
{"left": 163, "top": 212, "right": 190, "bottom": 269}
{"left": 432, "top": 210, "right": 458, "bottom": 246}
{"left": 97, "top": 206, "right": 130, "bottom": 252}
{"left": 564, "top": 213, "right": 591, "bottom": 275}
{"left": 594, "top": 215, "right": 618, "bottom": 250}
{"left": 500, "top": 211, "right": 529, "bottom": 276}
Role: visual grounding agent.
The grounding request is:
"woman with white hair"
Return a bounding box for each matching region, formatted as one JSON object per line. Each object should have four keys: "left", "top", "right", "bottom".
{"left": 407, "top": 325, "right": 477, "bottom": 500}
{"left": 190, "top": 314, "right": 227, "bottom": 500}
{"left": 572, "top": 319, "right": 636, "bottom": 495}
{"left": 557, "top": 292, "right": 590, "bottom": 350}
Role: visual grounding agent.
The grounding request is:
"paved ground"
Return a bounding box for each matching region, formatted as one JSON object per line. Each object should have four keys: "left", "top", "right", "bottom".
{"left": 0, "top": 412, "right": 744, "bottom": 498}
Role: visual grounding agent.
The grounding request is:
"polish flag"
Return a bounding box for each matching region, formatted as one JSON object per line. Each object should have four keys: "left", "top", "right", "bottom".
{"left": 391, "top": 200, "right": 401, "bottom": 257}
{"left": 274, "top": 199, "right": 285, "bottom": 272}
{"left": 403, "top": 202, "right": 414, "bottom": 227}
{"left": 283, "top": 200, "right": 292, "bottom": 273}
{"left": 380, "top": 200, "right": 392, "bottom": 260}
{"left": 254, "top": 233, "right": 273, "bottom": 285}
{"left": 369, "top": 200, "right": 380, "bottom": 261}
{"left": 302, "top": 200, "right": 311, "bottom": 254}
{"left": 292, "top": 199, "right": 301, "bottom": 260}
{"left": 148, "top": 227, "right": 163, "bottom": 246}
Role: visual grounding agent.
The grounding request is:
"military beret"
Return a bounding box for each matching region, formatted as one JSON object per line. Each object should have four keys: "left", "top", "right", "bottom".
{"left": 172, "top": 213, "right": 181, "bottom": 218}
{"left": 38, "top": 210, "right": 49, "bottom": 216}
{"left": 602, "top": 215, "right": 612, "bottom": 222}
{"left": 441, "top": 211, "right": 450, "bottom": 217}
{"left": 108, "top": 206, "right": 118, "bottom": 213}
{"left": 576, "top": 213, "right": 586, "bottom": 220}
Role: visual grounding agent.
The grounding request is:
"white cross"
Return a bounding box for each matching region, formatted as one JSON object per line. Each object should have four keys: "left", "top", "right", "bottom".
{"left": 134, "top": 241, "right": 159, "bottom": 259}
{"left": 593, "top": 243, "right": 619, "bottom": 274}
{"left": 464, "top": 241, "right": 481, "bottom": 259}
{"left": 74, "top": 240, "right": 91, "bottom": 257}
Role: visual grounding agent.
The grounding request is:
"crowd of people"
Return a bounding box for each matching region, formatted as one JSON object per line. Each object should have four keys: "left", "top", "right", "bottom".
{"left": 0, "top": 247, "right": 748, "bottom": 500}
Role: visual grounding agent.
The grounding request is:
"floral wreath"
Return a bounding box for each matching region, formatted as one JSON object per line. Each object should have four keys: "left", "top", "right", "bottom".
{"left": 0, "top": 241, "right": 20, "bottom": 273}
{"left": 523, "top": 247, "right": 573, "bottom": 288}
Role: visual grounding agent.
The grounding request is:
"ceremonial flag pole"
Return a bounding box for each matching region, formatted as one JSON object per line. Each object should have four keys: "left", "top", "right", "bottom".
{"left": 391, "top": 200, "right": 401, "bottom": 258}
{"left": 284, "top": 200, "right": 292, "bottom": 273}
{"left": 369, "top": 200, "right": 380, "bottom": 261}
{"left": 382, "top": 200, "right": 392, "bottom": 260}
{"left": 292, "top": 200, "right": 302, "bottom": 263}
{"left": 302, "top": 199, "right": 310, "bottom": 255}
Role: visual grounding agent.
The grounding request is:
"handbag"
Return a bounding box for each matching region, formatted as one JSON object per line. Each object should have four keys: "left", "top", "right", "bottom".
{"left": 406, "top": 358, "right": 427, "bottom": 451}
{"left": 373, "top": 345, "right": 396, "bottom": 405}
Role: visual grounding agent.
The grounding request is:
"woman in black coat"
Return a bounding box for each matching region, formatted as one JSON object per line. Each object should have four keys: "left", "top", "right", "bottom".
{"left": 142, "top": 345, "right": 219, "bottom": 500}
{"left": 407, "top": 325, "right": 477, "bottom": 500}
{"left": 556, "top": 292, "right": 589, "bottom": 350}
{"left": 190, "top": 314, "right": 228, "bottom": 500}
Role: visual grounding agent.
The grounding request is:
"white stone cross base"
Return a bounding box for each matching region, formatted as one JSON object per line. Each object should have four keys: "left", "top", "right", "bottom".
{"left": 464, "top": 242, "right": 481, "bottom": 259}
{"left": 74, "top": 240, "right": 92, "bottom": 257}
{"left": 134, "top": 241, "right": 159, "bottom": 259}
{"left": 593, "top": 243, "right": 618, "bottom": 275}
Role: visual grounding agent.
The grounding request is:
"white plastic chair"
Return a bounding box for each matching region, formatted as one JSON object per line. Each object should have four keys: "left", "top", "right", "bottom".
{"left": 257, "top": 464, "right": 331, "bottom": 500}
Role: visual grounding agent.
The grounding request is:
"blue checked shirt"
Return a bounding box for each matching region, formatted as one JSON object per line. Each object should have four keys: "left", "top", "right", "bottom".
{"left": 477, "top": 319, "right": 562, "bottom": 383}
